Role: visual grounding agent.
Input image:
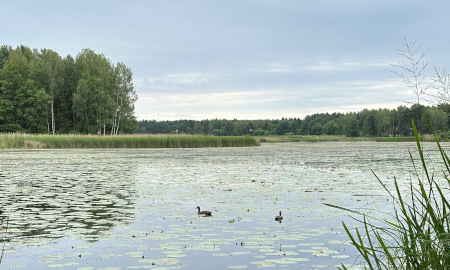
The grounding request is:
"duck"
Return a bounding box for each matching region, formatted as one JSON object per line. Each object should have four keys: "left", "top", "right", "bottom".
{"left": 275, "top": 211, "right": 283, "bottom": 222}
{"left": 196, "top": 206, "right": 212, "bottom": 216}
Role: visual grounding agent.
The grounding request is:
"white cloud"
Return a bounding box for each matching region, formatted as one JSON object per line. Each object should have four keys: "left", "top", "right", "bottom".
{"left": 137, "top": 90, "right": 285, "bottom": 109}
{"left": 304, "top": 59, "right": 394, "bottom": 72}
{"left": 305, "top": 61, "right": 341, "bottom": 71}
{"left": 250, "top": 62, "right": 294, "bottom": 73}
{"left": 134, "top": 77, "right": 412, "bottom": 121}
{"left": 144, "top": 72, "right": 212, "bottom": 86}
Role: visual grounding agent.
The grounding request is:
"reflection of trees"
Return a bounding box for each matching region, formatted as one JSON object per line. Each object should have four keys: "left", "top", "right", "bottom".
{"left": 0, "top": 150, "right": 138, "bottom": 244}
{"left": 0, "top": 215, "right": 8, "bottom": 264}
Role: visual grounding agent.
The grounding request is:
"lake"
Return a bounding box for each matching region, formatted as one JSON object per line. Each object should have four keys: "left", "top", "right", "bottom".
{"left": 0, "top": 142, "right": 446, "bottom": 269}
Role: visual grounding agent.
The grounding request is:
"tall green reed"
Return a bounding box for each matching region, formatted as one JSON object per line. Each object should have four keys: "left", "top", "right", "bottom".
{"left": 0, "top": 134, "right": 260, "bottom": 149}
{"left": 327, "top": 114, "right": 450, "bottom": 269}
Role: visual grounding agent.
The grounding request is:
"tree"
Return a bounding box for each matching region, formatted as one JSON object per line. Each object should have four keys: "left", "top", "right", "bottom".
{"left": 110, "top": 62, "right": 137, "bottom": 135}
{"left": 224, "top": 121, "right": 234, "bottom": 135}
{"left": 37, "top": 49, "right": 64, "bottom": 134}
{"left": 323, "top": 121, "right": 338, "bottom": 135}
{"left": 75, "top": 49, "right": 114, "bottom": 134}
{"left": 310, "top": 122, "right": 323, "bottom": 135}
{"left": 59, "top": 55, "right": 79, "bottom": 132}
{"left": 0, "top": 61, "right": 50, "bottom": 133}
{"left": 233, "top": 120, "right": 248, "bottom": 135}
{"left": 0, "top": 45, "right": 12, "bottom": 70}
{"left": 16, "top": 79, "right": 51, "bottom": 133}
{"left": 426, "top": 107, "right": 448, "bottom": 132}
{"left": 374, "top": 109, "right": 392, "bottom": 136}
{"left": 275, "top": 120, "right": 290, "bottom": 135}
{"left": 0, "top": 62, "right": 23, "bottom": 130}
{"left": 361, "top": 110, "right": 376, "bottom": 137}
{"left": 74, "top": 49, "right": 137, "bottom": 134}
{"left": 344, "top": 114, "right": 359, "bottom": 137}
{"left": 194, "top": 121, "right": 205, "bottom": 134}
{"left": 0, "top": 45, "right": 138, "bottom": 134}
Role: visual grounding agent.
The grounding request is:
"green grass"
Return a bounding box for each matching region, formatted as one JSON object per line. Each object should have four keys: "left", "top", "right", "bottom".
{"left": 327, "top": 115, "right": 450, "bottom": 269}
{"left": 0, "top": 134, "right": 260, "bottom": 149}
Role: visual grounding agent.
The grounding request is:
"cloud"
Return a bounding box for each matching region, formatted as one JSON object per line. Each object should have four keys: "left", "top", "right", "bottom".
{"left": 134, "top": 77, "right": 410, "bottom": 121}
{"left": 304, "top": 59, "right": 394, "bottom": 72}
{"left": 146, "top": 73, "right": 212, "bottom": 86}
{"left": 137, "top": 90, "right": 285, "bottom": 109}
{"left": 250, "top": 62, "right": 294, "bottom": 73}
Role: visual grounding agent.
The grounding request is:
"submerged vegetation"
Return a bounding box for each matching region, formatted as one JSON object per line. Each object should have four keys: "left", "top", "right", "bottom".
{"left": 0, "top": 133, "right": 259, "bottom": 149}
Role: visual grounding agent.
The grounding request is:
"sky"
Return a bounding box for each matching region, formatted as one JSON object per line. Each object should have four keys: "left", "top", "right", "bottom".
{"left": 2, "top": 0, "right": 450, "bottom": 121}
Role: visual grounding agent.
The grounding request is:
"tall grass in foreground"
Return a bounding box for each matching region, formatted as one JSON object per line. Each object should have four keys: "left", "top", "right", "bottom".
{"left": 0, "top": 134, "right": 260, "bottom": 149}
{"left": 327, "top": 115, "right": 450, "bottom": 269}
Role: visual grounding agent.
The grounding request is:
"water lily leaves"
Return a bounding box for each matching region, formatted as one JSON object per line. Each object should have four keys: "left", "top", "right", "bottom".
{"left": 1, "top": 143, "right": 440, "bottom": 268}
{"left": 48, "top": 262, "right": 79, "bottom": 268}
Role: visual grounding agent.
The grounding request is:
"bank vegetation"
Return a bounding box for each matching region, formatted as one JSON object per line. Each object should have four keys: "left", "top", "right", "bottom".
{"left": 0, "top": 133, "right": 259, "bottom": 149}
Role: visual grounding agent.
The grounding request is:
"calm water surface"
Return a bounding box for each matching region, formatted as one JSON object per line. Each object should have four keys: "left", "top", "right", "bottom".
{"left": 0, "top": 142, "right": 447, "bottom": 269}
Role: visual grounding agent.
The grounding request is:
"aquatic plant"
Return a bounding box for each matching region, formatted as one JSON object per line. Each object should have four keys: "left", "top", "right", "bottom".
{"left": 0, "top": 134, "right": 260, "bottom": 149}
{"left": 328, "top": 115, "right": 450, "bottom": 269}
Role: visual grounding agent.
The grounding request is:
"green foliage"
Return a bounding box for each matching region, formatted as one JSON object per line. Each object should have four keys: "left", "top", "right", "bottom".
{"left": 328, "top": 114, "right": 450, "bottom": 269}
{"left": 346, "top": 116, "right": 359, "bottom": 137}
{"left": 0, "top": 44, "right": 138, "bottom": 134}
{"left": 137, "top": 104, "right": 450, "bottom": 139}
{"left": 323, "top": 121, "right": 338, "bottom": 135}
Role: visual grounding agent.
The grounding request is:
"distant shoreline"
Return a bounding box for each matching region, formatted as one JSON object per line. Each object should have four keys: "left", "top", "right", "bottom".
{"left": 258, "top": 135, "right": 430, "bottom": 143}
{"left": 0, "top": 133, "right": 439, "bottom": 149}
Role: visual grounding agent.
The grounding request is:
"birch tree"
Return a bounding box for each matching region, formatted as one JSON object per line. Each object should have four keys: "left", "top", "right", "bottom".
{"left": 38, "top": 49, "right": 64, "bottom": 134}
{"left": 75, "top": 49, "right": 113, "bottom": 134}
{"left": 110, "top": 62, "right": 137, "bottom": 135}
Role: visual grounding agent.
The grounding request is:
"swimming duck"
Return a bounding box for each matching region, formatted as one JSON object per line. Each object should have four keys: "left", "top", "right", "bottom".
{"left": 275, "top": 211, "right": 283, "bottom": 222}
{"left": 196, "top": 206, "right": 212, "bottom": 216}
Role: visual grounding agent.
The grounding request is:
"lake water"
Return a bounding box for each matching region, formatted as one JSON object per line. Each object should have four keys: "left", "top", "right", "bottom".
{"left": 0, "top": 142, "right": 447, "bottom": 269}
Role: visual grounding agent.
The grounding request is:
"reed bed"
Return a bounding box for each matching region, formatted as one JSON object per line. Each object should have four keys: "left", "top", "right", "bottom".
{"left": 328, "top": 115, "right": 450, "bottom": 269}
{"left": 0, "top": 134, "right": 260, "bottom": 149}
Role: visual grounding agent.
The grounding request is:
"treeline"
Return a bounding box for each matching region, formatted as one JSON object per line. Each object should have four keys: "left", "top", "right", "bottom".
{"left": 137, "top": 103, "right": 450, "bottom": 137}
{"left": 0, "top": 45, "right": 138, "bottom": 134}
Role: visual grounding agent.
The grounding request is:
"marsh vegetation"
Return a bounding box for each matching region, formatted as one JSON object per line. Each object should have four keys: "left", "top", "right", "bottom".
{"left": 0, "top": 133, "right": 259, "bottom": 149}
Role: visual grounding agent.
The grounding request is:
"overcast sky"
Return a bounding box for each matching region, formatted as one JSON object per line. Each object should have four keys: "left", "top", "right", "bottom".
{"left": 2, "top": 0, "right": 450, "bottom": 120}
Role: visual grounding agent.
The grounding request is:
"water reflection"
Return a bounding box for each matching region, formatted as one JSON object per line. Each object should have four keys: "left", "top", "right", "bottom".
{"left": 0, "top": 150, "right": 138, "bottom": 244}
{"left": 0, "top": 143, "right": 448, "bottom": 269}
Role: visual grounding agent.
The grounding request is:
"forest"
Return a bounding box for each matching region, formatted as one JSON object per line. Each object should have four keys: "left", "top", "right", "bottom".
{"left": 137, "top": 103, "right": 450, "bottom": 138}
{"left": 0, "top": 45, "right": 138, "bottom": 134}
{"left": 2, "top": 43, "right": 449, "bottom": 139}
